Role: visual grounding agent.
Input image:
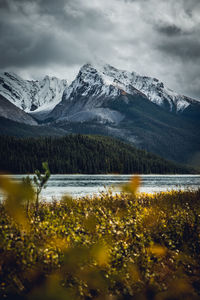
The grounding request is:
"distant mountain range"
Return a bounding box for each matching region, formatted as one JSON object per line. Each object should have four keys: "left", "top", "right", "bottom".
{"left": 0, "top": 63, "right": 200, "bottom": 166}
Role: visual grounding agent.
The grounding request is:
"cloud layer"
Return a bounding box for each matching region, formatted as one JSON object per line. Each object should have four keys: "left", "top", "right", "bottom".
{"left": 0, "top": 0, "right": 200, "bottom": 99}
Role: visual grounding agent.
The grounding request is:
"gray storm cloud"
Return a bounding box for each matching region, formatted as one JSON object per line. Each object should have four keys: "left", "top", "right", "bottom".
{"left": 0, "top": 0, "right": 200, "bottom": 99}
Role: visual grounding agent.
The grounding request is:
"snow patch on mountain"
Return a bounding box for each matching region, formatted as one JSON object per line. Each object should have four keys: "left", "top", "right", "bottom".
{"left": 58, "top": 108, "right": 124, "bottom": 124}
{"left": 0, "top": 72, "right": 67, "bottom": 112}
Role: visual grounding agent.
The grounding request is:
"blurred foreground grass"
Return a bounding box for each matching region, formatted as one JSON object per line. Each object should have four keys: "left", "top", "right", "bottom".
{"left": 0, "top": 175, "right": 200, "bottom": 299}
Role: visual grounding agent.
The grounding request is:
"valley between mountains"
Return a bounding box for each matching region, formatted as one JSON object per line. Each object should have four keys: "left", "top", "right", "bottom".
{"left": 0, "top": 63, "right": 200, "bottom": 168}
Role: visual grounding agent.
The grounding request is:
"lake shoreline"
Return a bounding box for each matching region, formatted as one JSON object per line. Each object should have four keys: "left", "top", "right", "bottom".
{"left": 1, "top": 174, "right": 199, "bottom": 200}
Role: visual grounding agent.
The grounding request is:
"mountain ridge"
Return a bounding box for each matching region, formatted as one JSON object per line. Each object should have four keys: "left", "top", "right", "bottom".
{"left": 60, "top": 63, "right": 198, "bottom": 112}
{"left": 46, "top": 62, "right": 200, "bottom": 125}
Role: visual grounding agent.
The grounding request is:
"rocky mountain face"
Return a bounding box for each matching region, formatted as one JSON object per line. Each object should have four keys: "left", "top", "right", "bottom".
{"left": 92, "top": 63, "right": 194, "bottom": 112}
{"left": 0, "top": 72, "right": 67, "bottom": 113}
{"left": 48, "top": 63, "right": 199, "bottom": 125}
{"left": 0, "top": 94, "right": 37, "bottom": 125}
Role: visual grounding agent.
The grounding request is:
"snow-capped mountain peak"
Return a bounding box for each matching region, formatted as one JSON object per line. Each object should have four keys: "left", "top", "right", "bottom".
{"left": 61, "top": 62, "right": 194, "bottom": 113}
{"left": 0, "top": 72, "right": 68, "bottom": 113}
{"left": 62, "top": 63, "right": 133, "bottom": 105}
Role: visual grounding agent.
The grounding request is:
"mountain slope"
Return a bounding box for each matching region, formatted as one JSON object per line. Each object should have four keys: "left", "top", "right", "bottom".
{"left": 0, "top": 72, "right": 67, "bottom": 112}
{"left": 0, "top": 116, "right": 67, "bottom": 137}
{"left": 0, "top": 95, "right": 37, "bottom": 125}
{"left": 53, "top": 94, "right": 200, "bottom": 165}
{"left": 94, "top": 63, "right": 196, "bottom": 112}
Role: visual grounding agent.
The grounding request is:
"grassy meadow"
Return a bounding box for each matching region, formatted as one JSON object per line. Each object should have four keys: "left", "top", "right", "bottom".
{"left": 0, "top": 173, "right": 200, "bottom": 300}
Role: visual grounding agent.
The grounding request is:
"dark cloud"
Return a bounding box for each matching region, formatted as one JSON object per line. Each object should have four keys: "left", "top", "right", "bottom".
{"left": 0, "top": 0, "right": 200, "bottom": 99}
{"left": 0, "top": 30, "right": 87, "bottom": 68}
{"left": 155, "top": 24, "right": 183, "bottom": 36}
{"left": 158, "top": 38, "right": 200, "bottom": 61}
{"left": 0, "top": 0, "right": 113, "bottom": 69}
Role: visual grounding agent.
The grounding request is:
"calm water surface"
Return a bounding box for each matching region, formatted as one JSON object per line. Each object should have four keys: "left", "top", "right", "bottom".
{"left": 3, "top": 174, "right": 200, "bottom": 200}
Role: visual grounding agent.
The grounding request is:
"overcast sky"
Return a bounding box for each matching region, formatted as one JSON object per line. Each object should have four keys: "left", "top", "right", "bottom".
{"left": 0, "top": 0, "right": 200, "bottom": 99}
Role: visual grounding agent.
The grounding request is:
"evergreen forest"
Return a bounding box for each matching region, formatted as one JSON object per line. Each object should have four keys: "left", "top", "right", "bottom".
{"left": 0, "top": 135, "right": 191, "bottom": 174}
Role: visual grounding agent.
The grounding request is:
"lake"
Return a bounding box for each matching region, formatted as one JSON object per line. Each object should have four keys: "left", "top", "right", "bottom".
{"left": 2, "top": 174, "right": 200, "bottom": 200}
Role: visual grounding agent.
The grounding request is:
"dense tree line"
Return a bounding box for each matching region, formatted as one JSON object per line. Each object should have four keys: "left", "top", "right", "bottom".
{"left": 0, "top": 135, "right": 191, "bottom": 174}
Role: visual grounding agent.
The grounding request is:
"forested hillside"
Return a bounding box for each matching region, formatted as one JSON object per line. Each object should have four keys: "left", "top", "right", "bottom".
{"left": 0, "top": 135, "right": 192, "bottom": 174}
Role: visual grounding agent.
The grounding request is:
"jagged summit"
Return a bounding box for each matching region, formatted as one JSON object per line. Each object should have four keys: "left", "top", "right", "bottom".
{"left": 0, "top": 72, "right": 68, "bottom": 112}
{"left": 62, "top": 63, "right": 123, "bottom": 103}
{"left": 60, "top": 62, "right": 194, "bottom": 113}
